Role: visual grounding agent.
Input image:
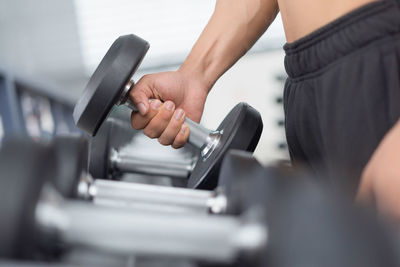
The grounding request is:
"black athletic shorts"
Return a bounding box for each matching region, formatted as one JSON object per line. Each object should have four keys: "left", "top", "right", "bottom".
{"left": 283, "top": 0, "right": 400, "bottom": 195}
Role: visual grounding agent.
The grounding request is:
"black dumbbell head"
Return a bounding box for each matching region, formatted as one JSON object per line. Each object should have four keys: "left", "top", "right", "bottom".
{"left": 0, "top": 139, "right": 56, "bottom": 259}
{"left": 265, "top": 180, "right": 399, "bottom": 267}
{"left": 88, "top": 118, "right": 136, "bottom": 179}
{"left": 237, "top": 166, "right": 400, "bottom": 267}
{"left": 53, "top": 135, "right": 88, "bottom": 198}
{"left": 73, "top": 34, "right": 149, "bottom": 136}
{"left": 188, "top": 103, "right": 263, "bottom": 189}
{"left": 217, "top": 149, "right": 266, "bottom": 215}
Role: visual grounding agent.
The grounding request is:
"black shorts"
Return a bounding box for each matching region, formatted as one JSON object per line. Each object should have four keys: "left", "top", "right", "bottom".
{"left": 283, "top": 0, "right": 400, "bottom": 194}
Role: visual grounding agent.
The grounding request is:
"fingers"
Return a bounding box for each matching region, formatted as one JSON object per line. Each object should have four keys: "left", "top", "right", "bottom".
{"left": 130, "top": 75, "right": 153, "bottom": 115}
{"left": 131, "top": 100, "right": 190, "bottom": 148}
{"left": 172, "top": 124, "right": 190, "bottom": 149}
{"left": 143, "top": 101, "right": 175, "bottom": 138}
{"left": 158, "top": 109, "right": 186, "bottom": 145}
{"left": 131, "top": 99, "right": 163, "bottom": 130}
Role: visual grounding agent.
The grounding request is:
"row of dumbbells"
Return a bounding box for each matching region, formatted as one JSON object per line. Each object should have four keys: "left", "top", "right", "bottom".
{"left": 0, "top": 136, "right": 399, "bottom": 267}
{"left": 1, "top": 32, "right": 398, "bottom": 266}
{"left": 2, "top": 30, "right": 270, "bottom": 265}
{"left": 73, "top": 34, "right": 264, "bottom": 190}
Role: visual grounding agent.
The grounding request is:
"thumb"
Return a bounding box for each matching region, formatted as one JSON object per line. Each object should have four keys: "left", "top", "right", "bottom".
{"left": 129, "top": 77, "right": 153, "bottom": 116}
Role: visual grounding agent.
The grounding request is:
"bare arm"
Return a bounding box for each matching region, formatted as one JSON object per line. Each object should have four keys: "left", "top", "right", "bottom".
{"left": 130, "top": 0, "right": 279, "bottom": 147}
{"left": 357, "top": 119, "right": 400, "bottom": 224}
{"left": 179, "top": 0, "right": 279, "bottom": 90}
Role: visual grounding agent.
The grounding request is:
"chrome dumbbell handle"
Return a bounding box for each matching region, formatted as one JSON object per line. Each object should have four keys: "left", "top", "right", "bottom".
{"left": 77, "top": 176, "right": 227, "bottom": 214}
{"left": 109, "top": 149, "right": 195, "bottom": 179}
{"left": 36, "top": 188, "right": 266, "bottom": 263}
{"left": 119, "top": 80, "right": 221, "bottom": 159}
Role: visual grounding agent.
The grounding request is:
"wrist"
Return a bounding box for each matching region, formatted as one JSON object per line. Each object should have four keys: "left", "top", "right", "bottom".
{"left": 178, "top": 56, "right": 219, "bottom": 94}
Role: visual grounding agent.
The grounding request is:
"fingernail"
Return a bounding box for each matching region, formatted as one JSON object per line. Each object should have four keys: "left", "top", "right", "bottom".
{"left": 174, "top": 109, "right": 185, "bottom": 120}
{"left": 137, "top": 103, "right": 147, "bottom": 115}
{"left": 179, "top": 124, "right": 187, "bottom": 135}
{"left": 165, "top": 101, "right": 174, "bottom": 111}
{"left": 151, "top": 100, "right": 162, "bottom": 110}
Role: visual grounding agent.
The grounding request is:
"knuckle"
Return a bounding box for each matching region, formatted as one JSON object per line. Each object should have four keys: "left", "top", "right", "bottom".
{"left": 130, "top": 85, "right": 141, "bottom": 97}
{"left": 171, "top": 143, "right": 183, "bottom": 149}
{"left": 158, "top": 138, "right": 166, "bottom": 146}
{"left": 143, "top": 128, "right": 158, "bottom": 139}
{"left": 173, "top": 137, "right": 185, "bottom": 148}
{"left": 137, "top": 74, "right": 150, "bottom": 85}
{"left": 158, "top": 137, "right": 170, "bottom": 146}
{"left": 131, "top": 122, "right": 141, "bottom": 130}
{"left": 159, "top": 132, "right": 175, "bottom": 145}
{"left": 130, "top": 115, "right": 143, "bottom": 130}
{"left": 131, "top": 120, "right": 143, "bottom": 130}
{"left": 142, "top": 74, "right": 152, "bottom": 81}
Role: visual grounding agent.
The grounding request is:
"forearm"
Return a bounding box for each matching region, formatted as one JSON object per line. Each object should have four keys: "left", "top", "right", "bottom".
{"left": 179, "top": 0, "right": 279, "bottom": 91}
{"left": 357, "top": 118, "right": 400, "bottom": 222}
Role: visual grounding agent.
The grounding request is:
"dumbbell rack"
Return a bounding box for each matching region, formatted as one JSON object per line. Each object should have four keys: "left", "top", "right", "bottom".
{"left": 37, "top": 186, "right": 266, "bottom": 263}
{"left": 78, "top": 177, "right": 227, "bottom": 214}
{"left": 0, "top": 68, "right": 80, "bottom": 140}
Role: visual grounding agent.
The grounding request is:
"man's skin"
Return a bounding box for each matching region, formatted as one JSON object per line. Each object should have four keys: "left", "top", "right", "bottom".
{"left": 357, "top": 120, "right": 400, "bottom": 224}
{"left": 130, "top": 0, "right": 400, "bottom": 223}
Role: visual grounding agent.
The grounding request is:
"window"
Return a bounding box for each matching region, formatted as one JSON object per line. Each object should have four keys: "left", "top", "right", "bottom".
{"left": 74, "top": 0, "right": 284, "bottom": 74}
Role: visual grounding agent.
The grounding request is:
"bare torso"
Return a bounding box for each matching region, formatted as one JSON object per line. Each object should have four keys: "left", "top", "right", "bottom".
{"left": 278, "top": 0, "right": 379, "bottom": 42}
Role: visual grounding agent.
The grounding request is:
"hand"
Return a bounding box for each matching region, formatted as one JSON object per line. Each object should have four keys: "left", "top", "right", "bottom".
{"left": 129, "top": 70, "right": 209, "bottom": 148}
{"left": 356, "top": 119, "right": 400, "bottom": 224}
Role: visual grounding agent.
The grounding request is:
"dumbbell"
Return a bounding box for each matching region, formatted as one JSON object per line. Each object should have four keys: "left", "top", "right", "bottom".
{"left": 54, "top": 135, "right": 264, "bottom": 215}
{"left": 89, "top": 118, "right": 196, "bottom": 180}
{"left": 73, "top": 34, "right": 263, "bottom": 189}
{"left": 0, "top": 139, "right": 267, "bottom": 263}
{"left": 1, "top": 139, "right": 397, "bottom": 267}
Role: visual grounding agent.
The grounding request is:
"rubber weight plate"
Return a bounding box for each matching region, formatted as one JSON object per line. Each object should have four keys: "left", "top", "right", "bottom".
{"left": 256, "top": 173, "right": 399, "bottom": 267}
{"left": 88, "top": 117, "right": 136, "bottom": 179}
{"left": 73, "top": 34, "right": 149, "bottom": 136}
{"left": 0, "top": 139, "right": 56, "bottom": 259}
{"left": 216, "top": 149, "right": 266, "bottom": 215}
{"left": 187, "top": 102, "right": 263, "bottom": 189}
{"left": 54, "top": 135, "right": 88, "bottom": 198}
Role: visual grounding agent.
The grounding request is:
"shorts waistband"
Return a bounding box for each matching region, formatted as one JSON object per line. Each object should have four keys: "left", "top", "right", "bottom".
{"left": 283, "top": 0, "right": 400, "bottom": 79}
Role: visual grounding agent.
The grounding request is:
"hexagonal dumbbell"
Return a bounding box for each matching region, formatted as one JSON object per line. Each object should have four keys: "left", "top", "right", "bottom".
{"left": 53, "top": 135, "right": 265, "bottom": 215}
{"left": 73, "top": 34, "right": 263, "bottom": 189}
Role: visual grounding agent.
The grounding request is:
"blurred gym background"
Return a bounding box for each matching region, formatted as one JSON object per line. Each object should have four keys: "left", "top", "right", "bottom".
{"left": 0, "top": 0, "right": 288, "bottom": 164}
